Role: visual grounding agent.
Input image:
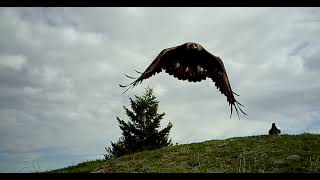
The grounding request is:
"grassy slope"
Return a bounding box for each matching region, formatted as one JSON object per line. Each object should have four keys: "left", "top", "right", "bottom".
{"left": 48, "top": 133, "right": 320, "bottom": 173}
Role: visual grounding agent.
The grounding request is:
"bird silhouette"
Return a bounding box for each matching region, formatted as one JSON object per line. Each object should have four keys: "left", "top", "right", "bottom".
{"left": 120, "top": 42, "right": 247, "bottom": 119}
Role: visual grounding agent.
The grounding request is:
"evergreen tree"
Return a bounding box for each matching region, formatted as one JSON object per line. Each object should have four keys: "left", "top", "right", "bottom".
{"left": 105, "top": 87, "right": 173, "bottom": 159}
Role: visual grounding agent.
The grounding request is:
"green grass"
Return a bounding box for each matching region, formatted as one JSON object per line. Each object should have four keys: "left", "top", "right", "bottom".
{"left": 47, "top": 133, "right": 320, "bottom": 173}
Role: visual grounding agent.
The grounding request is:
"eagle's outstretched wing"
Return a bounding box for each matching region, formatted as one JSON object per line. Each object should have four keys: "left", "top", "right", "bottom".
{"left": 200, "top": 49, "right": 247, "bottom": 119}
{"left": 119, "top": 45, "right": 182, "bottom": 94}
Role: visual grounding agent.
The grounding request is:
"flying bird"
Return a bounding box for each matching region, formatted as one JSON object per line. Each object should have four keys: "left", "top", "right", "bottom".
{"left": 120, "top": 42, "right": 247, "bottom": 119}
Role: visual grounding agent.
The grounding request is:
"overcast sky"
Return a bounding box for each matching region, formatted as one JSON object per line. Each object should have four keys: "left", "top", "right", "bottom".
{"left": 1, "top": 7, "right": 320, "bottom": 172}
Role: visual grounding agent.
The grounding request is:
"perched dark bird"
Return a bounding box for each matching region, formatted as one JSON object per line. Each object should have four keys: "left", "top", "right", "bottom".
{"left": 269, "top": 123, "right": 281, "bottom": 135}
{"left": 120, "top": 42, "right": 247, "bottom": 119}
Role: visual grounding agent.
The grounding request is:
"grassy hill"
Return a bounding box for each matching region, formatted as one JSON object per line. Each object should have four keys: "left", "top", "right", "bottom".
{"left": 48, "top": 133, "right": 320, "bottom": 173}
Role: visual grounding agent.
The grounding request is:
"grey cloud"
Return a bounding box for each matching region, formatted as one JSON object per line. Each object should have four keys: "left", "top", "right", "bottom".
{"left": 1, "top": 7, "right": 320, "bottom": 172}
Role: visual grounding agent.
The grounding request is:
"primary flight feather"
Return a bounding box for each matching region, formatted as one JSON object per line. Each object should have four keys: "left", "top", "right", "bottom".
{"left": 120, "top": 42, "right": 247, "bottom": 119}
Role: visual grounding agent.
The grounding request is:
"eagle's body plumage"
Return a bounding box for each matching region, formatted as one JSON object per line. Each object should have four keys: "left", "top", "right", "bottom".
{"left": 120, "top": 42, "right": 247, "bottom": 118}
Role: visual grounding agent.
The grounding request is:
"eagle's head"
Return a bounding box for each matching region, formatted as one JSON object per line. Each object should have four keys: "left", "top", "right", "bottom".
{"left": 186, "top": 42, "right": 202, "bottom": 51}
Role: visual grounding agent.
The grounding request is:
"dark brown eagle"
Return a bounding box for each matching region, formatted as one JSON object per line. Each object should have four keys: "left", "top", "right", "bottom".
{"left": 120, "top": 42, "right": 247, "bottom": 119}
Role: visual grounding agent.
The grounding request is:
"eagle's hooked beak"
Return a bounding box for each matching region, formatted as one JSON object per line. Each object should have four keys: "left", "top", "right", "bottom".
{"left": 191, "top": 44, "right": 197, "bottom": 49}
